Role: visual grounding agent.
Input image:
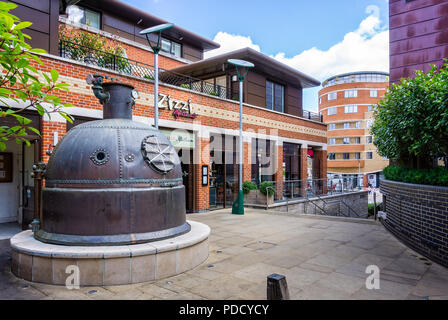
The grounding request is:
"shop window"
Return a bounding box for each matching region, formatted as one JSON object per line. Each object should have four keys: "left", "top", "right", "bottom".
{"left": 67, "top": 5, "right": 101, "bottom": 29}
{"left": 266, "top": 81, "right": 284, "bottom": 112}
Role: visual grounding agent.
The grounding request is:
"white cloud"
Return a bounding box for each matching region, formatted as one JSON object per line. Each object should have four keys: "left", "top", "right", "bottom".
{"left": 205, "top": 5, "right": 389, "bottom": 111}
{"left": 204, "top": 32, "right": 261, "bottom": 58}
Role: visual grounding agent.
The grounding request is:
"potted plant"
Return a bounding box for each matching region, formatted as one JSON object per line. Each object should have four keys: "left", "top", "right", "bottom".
{"left": 242, "top": 180, "right": 258, "bottom": 203}
{"left": 259, "top": 181, "right": 275, "bottom": 205}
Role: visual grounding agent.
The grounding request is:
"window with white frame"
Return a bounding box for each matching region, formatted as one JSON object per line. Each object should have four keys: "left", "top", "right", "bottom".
{"left": 366, "top": 119, "right": 373, "bottom": 129}
{"left": 344, "top": 105, "right": 358, "bottom": 113}
{"left": 367, "top": 136, "right": 373, "bottom": 144}
{"left": 344, "top": 90, "right": 358, "bottom": 98}
{"left": 327, "top": 107, "right": 337, "bottom": 115}
{"left": 328, "top": 123, "right": 336, "bottom": 130}
{"left": 343, "top": 122, "right": 350, "bottom": 129}
{"left": 329, "top": 138, "right": 335, "bottom": 145}
{"left": 355, "top": 121, "right": 361, "bottom": 128}
{"left": 161, "top": 38, "right": 182, "bottom": 57}
{"left": 343, "top": 137, "right": 350, "bottom": 144}
{"left": 355, "top": 137, "right": 361, "bottom": 144}
{"left": 327, "top": 92, "right": 337, "bottom": 100}
{"left": 355, "top": 152, "right": 361, "bottom": 160}
{"left": 370, "top": 89, "right": 378, "bottom": 97}
{"left": 366, "top": 151, "right": 373, "bottom": 160}
{"left": 328, "top": 153, "right": 336, "bottom": 160}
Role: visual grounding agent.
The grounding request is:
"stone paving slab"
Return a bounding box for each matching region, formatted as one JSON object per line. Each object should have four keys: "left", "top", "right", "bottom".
{"left": 0, "top": 208, "right": 447, "bottom": 300}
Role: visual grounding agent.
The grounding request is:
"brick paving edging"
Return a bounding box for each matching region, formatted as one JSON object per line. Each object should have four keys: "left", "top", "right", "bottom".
{"left": 381, "top": 179, "right": 448, "bottom": 267}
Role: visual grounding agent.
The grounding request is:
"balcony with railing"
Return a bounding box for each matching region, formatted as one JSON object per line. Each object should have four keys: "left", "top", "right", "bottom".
{"left": 59, "top": 40, "right": 234, "bottom": 100}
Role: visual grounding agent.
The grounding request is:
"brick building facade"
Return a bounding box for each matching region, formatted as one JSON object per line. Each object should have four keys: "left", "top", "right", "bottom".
{"left": 318, "top": 72, "right": 389, "bottom": 188}
{"left": 0, "top": 0, "right": 327, "bottom": 225}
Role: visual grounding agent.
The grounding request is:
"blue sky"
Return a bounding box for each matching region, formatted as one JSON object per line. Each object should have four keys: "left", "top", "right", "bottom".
{"left": 123, "top": 0, "right": 390, "bottom": 112}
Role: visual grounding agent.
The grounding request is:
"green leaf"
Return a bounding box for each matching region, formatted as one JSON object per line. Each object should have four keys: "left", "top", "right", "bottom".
{"left": 50, "top": 69, "right": 59, "bottom": 82}
{"left": 27, "top": 127, "right": 40, "bottom": 137}
{"left": 14, "top": 21, "right": 32, "bottom": 30}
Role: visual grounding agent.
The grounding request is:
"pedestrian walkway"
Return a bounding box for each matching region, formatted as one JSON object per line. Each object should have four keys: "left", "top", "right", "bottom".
{"left": 0, "top": 223, "right": 21, "bottom": 241}
{"left": 0, "top": 209, "right": 447, "bottom": 300}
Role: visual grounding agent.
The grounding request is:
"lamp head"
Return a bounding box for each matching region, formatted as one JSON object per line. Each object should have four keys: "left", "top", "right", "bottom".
{"left": 227, "top": 59, "right": 254, "bottom": 81}
{"left": 139, "top": 23, "right": 174, "bottom": 35}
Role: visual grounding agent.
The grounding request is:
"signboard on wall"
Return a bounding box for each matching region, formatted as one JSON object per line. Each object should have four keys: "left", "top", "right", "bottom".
{"left": 0, "top": 153, "right": 13, "bottom": 183}
{"left": 160, "top": 128, "right": 195, "bottom": 149}
{"left": 158, "top": 94, "right": 198, "bottom": 120}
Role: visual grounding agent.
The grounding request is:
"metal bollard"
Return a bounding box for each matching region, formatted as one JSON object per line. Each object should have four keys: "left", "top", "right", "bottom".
{"left": 267, "top": 274, "right": 290, "bottom": 300}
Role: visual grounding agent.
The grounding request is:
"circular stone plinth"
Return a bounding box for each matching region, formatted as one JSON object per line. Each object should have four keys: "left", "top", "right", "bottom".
{"left": 10, "top": 221, "right": 210, "bottom": 286}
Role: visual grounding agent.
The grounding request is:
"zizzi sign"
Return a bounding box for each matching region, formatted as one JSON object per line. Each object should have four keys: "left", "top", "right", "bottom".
{"left": 158, "top": 94, "right": 198, "bottom": 120}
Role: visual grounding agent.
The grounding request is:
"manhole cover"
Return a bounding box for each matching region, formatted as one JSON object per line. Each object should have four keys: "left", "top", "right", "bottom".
{"left": 244, "top": 241, "right": 277, "bottom": 250}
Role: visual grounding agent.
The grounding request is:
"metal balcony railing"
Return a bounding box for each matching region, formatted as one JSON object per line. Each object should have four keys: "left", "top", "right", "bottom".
{"left": 59, "top": 40, "right": 234, "bottom": 100}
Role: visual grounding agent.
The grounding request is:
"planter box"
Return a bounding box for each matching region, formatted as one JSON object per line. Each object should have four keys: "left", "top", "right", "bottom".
{"left": 244, "top": 190, "right": 274, "bottom": 206}
{"left": 380, "top": 179, "right": 448, "bottom": 268}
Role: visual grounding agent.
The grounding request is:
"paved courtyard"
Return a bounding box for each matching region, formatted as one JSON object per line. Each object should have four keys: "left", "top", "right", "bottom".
{"left": 1, "top": 208, "right": 447, "bottom": 300}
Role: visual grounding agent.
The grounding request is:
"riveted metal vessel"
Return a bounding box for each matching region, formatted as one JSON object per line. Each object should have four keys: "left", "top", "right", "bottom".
{"left": 35, "top": 77, "right": 189, "bottom": 246}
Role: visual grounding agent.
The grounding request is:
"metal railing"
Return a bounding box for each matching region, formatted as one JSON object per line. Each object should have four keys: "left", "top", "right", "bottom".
{"left": 302, "top": 110, "right": 323, "bottom": 122}
{"left": 59, "top": 40, "right": 234, "bottom": 100}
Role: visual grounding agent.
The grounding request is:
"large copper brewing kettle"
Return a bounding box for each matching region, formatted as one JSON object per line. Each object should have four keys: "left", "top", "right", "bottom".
{"left": 35, "top": 75, "right": 190, "bottom": 245}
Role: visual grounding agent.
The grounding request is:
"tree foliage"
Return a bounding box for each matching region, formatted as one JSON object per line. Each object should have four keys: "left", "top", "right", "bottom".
{"left": 0, "top": 1, "right": 73, "bottom": 151}
{"left": 371, "top": 61, "right": 448, "bottom": 169}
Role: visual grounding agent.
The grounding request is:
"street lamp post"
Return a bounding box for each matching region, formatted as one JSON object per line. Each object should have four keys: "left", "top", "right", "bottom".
{"left": 227, "top": 59, "right": 254, "bottom": 215}
{"left": 140, "top": 23, "right": 174, "bottom": 129}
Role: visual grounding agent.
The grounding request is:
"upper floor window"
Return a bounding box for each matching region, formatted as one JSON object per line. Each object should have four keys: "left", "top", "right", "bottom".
{"left": 343, "top": 153, "right": 350, "bottom": 160}
{"left": 344, "top": 105, "right": 358, "bottom": 113}
{"left": 345, "top": 90, "right": 357, "bottom": 98}
{"left": 329, "top": 138, "right": 335, "bottom": 145}
{"left": 266, "top": 81, "right": 284, "bottom": 112}
{"left": 328, "top": 153, "right": 336, "bottom": 160}
{"left": 343, "top": 137, "right": 350, "bottom": 145}
{"left": 355, "top": 137, "right": 361, "bottom": 144}
{"left": 327, "top": 92, "right": 337, "bottom": 101}
{"left": 366, "top": 119, "right": 373, "bottom": 129}
{"left": 161, "top": 38, "right": 182, "bottom": 57}
{"left": 328, "top": 123, "right": 336, "bottom": 130}
{"left": 355, "top": 121, "right": 361, "bottom": 129}
{"left": 370, "top": 90, "right": 378, "bottom": 98}
{"left": 355, "top": 152, "right": 361, "bottom": 160}
{"left": 67, "top": 5, "right": 101, "bottom": 30}
{"left": 327, "top": 107, "right": 337, "bottom": 115}
{"left": 343, "top": 122, "right": 350, "bottom": 129}
{"left": 368, "top": 105, "right": 377, "bottom": 112}
{"left": 366, "top": 152, "right": 373, "bottom": 160}
{"left": 367, "top": 136, "right": 373, "bottom": 144}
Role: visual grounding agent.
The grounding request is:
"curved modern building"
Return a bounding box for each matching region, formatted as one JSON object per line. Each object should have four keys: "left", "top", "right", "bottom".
{"left": 318, "top": 71, "right": 389, "bottom": 188}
